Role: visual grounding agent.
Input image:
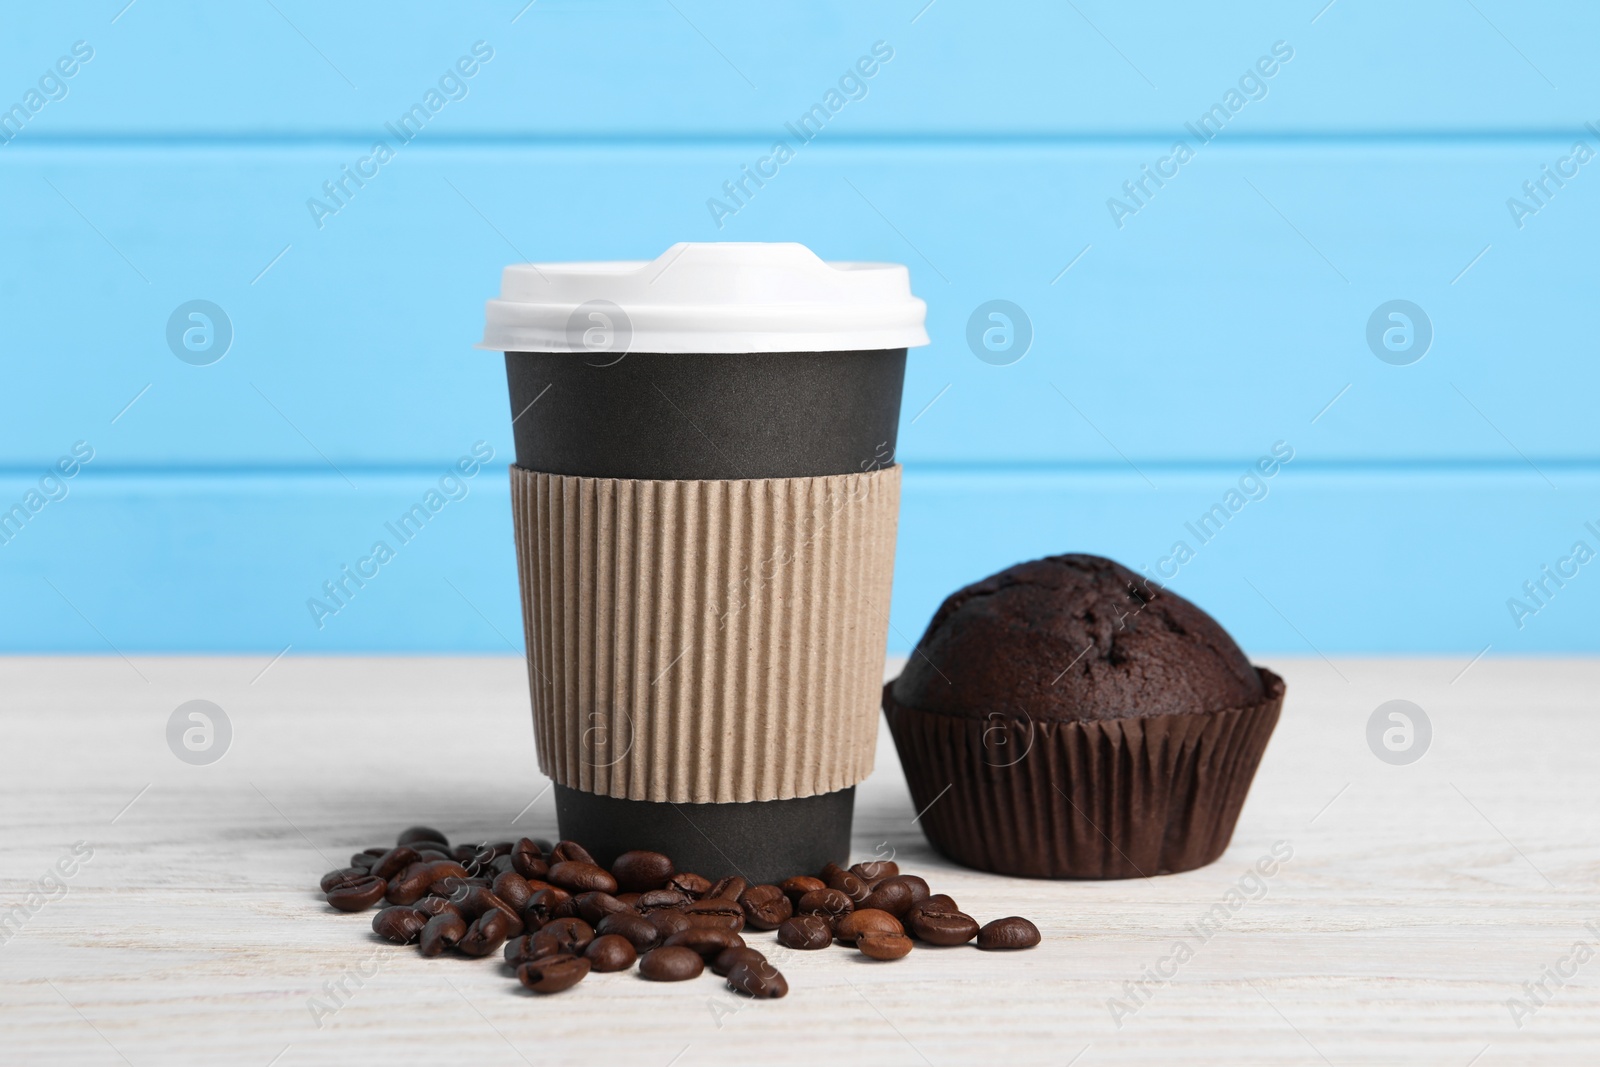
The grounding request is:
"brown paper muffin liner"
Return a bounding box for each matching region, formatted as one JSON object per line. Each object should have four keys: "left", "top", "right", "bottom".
{"left": 511, "top": 464, "right": 900, "bottom": 805}
{"left": 883, "top": 668, "right": 1284, "bottom": 878}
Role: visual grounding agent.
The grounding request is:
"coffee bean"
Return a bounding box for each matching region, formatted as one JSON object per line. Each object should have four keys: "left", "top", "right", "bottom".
{"left": 976, "top": 916, "right": 1040, "bottom": 950}
{"left": 663, "top": 927, "right": 744, "bottom": 959}
{"left": 821, "top": 862, "right": 870, "bottom": 904}
{"left": 859, "top": 878, "right": 917, "bottom": 918}
{"left": 550, "top": 840, "right": 596, "bottom": 866}
{"left": 776, "top": 915, "right": 833, "bottom": 951}
{"left": 454, "top": 887, "right": 523, "bottom": 937}
{"left": 491, "top": 871, "right": 533, "bottom": 911}
{"left": 369, "top": 846, "right": 421, "bottom": 881}
{"left": 796, "top": 888, "right": 853, "bottom": 920}
{"left": 434, "top": 877, "right": 488, "bottom": 897}
{"left": 429, "top": 876, "right": 491, "bottom": 905}
{"left": 504, "top": 933, "right": 562, "bottom": 968}
{"left": 738, "top": 885, "right": 792, "bottom": 931}
{"left": 452, "top": 885, "right": 510, "bottom": 918}
{"left": 882, "top": 874, "right": 930, "bottom": 906}
{"left": 539, "top": 917, "right": 595, "bottom": 955}
{"left": 385, "top": 860, "right": 468, "bottom": 906}
{"left": 683, "top": 898, "right": 744, "bottom": 931}
{"left": 584, "top": 933, "right": 638, "bottom": 973}
{"left": 349, "top": 853, "right": 378, "bottom": 871}
{"left": 459, "top": 842, "right": 511, "bottom": 879}
{"left": 547, "top": 861, "right": 618, "bottom": 895}
{"left": 903, "top": 894, "right": 959, "bottom": 934}
{"left": 850, "top": 860, "right": 899, "bottom": 885}
{"left": 646, "top": 909, "right": 692, "bottom": 939}
{"left": 834, "top": 908, "right": 904, "bottom": 945}
{"left": 511, "top": 837, "right": 548, "bottom": 881}
{"left": 858, "top": 932, "right": 913, "bottom": 960}
{"left": 489, "top": 908, "right": 528, "bottom": 940}
{"left": 907, "top": 904, "right": 979, "bottom": 946}
{"left": 371, "top": 906, "right": 426, "bottom": 944}
{"left": 517, "top": 953, "right": 590, "bottom": 993}
{"left": 523, "top": 887, "right": 576, "bottom": 927}
{"left": 611, "top": 850, "right": 674, "bottom": 893}
{"left": 780, "top": 875, "right": 825, "bottom": 903}
{"left": 489, "top": 855, "right": 515, "bottom": 877}
{"left": 418, "top": 912, "right": 466, "bottom": 957}
{"left": 414, "top": 849, "right": 453, "bottom": 863}
{"left": 321, "top": 867, "right": 368, "bottom": 893}
{"left": 467, "top": 848, "right": 504, "bottom": 874}
{"left": 911, "top": 892, "right": 959, "bottom": 915}
{"left": 639, "top": 945, "right": 704, "bottom": 981}
{"left": 451, "top": 843, "right": 483, "bottom": 866}
{"left": 706, "top": 876, "right": 748, "bottom": 902}
{"left": 412, "top": 896, "right": 464, "bottom": 921}
{"left": 667, "top": 872, "right": 711, "bottom": 898}
{"left": 615, "top": 892, "right": 642, "bottom": 908}
{"left": 574, "top": 891, "right": 632, "bottom": 925}
{"left": 711, "top": 945, "right": 767, "bottom": 977}
{"left": 458, "top": 908, "right": 514, "bottom": 957}
{"left": 636, "top": 888, "right": 692, "bottom": 914}
{"left": 726, "top": 959, "right": 788, "bottom": 999}
{"left": 596, "top": 911, "right": 660, "bottom": 951}
{"left": 397, "top": 826, "right": 448, "bottom": 848}
{"left": 326, "top": 873, "right": 387, "bottom": 912}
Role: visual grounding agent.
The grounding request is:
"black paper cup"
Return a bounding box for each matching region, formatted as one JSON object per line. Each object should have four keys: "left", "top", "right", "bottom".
{"left": 505, "top": 349, "right": 906, "bottom": 481}
{"left": 508, "top": 348, "right": 904, "bottom": 881}
{"left": 483, "top": 244, "right": 928, "bottom": 883}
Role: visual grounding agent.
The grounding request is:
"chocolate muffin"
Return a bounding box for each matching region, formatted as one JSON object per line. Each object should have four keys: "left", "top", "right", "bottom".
{"left": 884, "top": 554, "right": 1284, "bottom": 879}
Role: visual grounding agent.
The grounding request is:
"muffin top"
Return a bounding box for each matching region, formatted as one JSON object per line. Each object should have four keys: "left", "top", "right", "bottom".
{"left": 890, "top": 554, "right": 1264, "bottom": 722}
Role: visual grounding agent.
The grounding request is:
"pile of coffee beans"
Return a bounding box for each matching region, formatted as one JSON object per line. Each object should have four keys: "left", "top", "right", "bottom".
{"left": 321, "top": 826, "right": 1041, "bottom": 998}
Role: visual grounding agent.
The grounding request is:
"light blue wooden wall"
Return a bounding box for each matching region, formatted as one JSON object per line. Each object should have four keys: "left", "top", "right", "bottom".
{"left": 3, "top": 1, "right": 1597, "bottom": 656}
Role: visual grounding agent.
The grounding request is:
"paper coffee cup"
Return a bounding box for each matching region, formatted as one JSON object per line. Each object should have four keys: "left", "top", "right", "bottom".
{"left": 480, "top": 243, "right": 929, "bottom": 882}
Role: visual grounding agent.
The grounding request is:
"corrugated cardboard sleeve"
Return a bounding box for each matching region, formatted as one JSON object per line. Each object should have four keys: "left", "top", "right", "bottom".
{"left": 511, "top": 463, "right": 900, "bottom": 805}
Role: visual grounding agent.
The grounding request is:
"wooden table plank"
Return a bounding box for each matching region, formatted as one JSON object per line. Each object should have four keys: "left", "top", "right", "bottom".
{"left": 1, "top": 655, "right": 1596, "bottom": 1065}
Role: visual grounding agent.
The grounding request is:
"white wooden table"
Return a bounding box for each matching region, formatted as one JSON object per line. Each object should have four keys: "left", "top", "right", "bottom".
{"left": 2, "top": 655, "right": 1596, "bottom": 1065}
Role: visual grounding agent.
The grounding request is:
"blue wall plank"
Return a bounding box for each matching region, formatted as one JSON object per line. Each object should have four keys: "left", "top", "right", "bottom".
{"left": 1, "top": 1, "right": 1591, "bottom": 136}
{"left": 2, "top": 143, "right": 1597, "bottom": 469}
{"left": 2, "top": 466, "right": 1596, "bottom": 655}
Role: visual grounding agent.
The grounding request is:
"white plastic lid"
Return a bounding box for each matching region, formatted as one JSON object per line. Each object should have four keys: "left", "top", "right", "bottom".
{"left": 479, "top": 242, "right": 929, "bottom": 354}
